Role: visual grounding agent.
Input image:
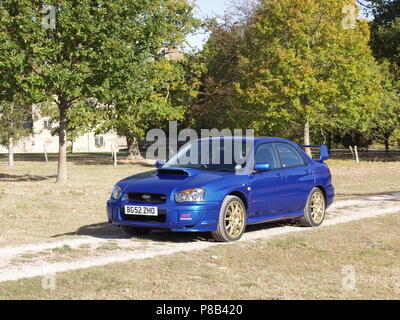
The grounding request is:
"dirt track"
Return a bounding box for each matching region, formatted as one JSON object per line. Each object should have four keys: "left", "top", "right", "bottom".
{"left": 1, "top": 192, "right": 399, "bottom": 283}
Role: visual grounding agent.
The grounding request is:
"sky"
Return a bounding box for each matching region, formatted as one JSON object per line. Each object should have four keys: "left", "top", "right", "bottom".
{"left": 185, "top": 0, "right": 227, "bottom": 50}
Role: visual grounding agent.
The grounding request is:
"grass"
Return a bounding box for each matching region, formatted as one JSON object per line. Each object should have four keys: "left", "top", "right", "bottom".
{"left": 0, "top": 156, "right": 152, "bottom": 246}
{"left": 0, "top": 213, "right": 399, "bottom": 300}
{"left": 0, "top": 154, "right": 399, "bottom": 299}
{"left": 327, "top": 160, "right": 400, "bottom": 198}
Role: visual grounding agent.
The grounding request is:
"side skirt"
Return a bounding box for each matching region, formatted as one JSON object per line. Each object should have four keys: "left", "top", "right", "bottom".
{"left": 246, "top": 211, "right": 304, "bottom": 225}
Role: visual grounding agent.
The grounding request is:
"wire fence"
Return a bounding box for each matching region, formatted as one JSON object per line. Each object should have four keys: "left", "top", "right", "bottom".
{"left": 329, "top": 149, "right": 400, "bottom": 162}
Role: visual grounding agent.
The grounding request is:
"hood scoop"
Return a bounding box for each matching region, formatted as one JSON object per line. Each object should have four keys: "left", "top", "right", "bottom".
{"left": 156, "top": 168, "right": 202, "bottom": 177}
{"left": 157, "top": 169, "right": 189, "bottom": 176}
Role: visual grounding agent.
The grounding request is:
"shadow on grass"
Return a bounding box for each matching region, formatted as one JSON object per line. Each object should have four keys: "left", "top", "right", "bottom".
{"left": 51, "top": 222, "right": 212, "bottom": 243}
{"left": 0, "top": 152, "right": 153, "bottom": 167}
{"left": 52, "top": 219, "right": 299, "bottom": 243}
{"left": 335, "top": 191, "right": 400, "bottom": 200}
{"left": 0, "top": 173, "right": 57, "bottom": 182}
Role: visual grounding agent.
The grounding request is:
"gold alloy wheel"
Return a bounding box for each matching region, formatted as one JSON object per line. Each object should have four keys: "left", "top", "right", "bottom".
{"left": 224, "top": 201, "right": 245, "bottom": 239}
{"left": 310, "top": 191, "right": 325, "bottom": 224}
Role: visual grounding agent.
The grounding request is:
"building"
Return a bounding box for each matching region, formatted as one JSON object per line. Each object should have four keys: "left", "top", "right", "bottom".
{"left": 0, "top": 107, "right": 127, "bottom": 154}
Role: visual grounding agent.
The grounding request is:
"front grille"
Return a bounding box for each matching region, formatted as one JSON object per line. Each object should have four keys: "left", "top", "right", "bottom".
{"left": 121, "top": 208, "right": 167, "bottom": 223}
{"left": 126, "top": 192, "right": 167, "bottom": 204}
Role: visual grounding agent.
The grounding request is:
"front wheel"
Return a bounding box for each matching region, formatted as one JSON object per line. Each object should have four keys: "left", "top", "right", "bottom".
{"left": 299, "top": 187, "right": 326, "bottom": 227}
{"left": 211, "top": 196, "right": 247, "bottom": 242}
{"left": 122, "top": 225, "right": 152, "bottom": 236}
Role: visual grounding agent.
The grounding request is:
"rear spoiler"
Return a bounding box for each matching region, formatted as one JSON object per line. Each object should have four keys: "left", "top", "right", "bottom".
{"left": 299, "top": 145, "right": 329, "bottom": 162}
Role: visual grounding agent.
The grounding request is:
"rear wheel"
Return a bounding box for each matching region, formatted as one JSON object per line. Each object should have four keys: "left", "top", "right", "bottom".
{"left": 211, "top": 196, "right": 247, "bottom": 242}
{"left": 299, "top": 187, "right": 326, "bottom": 227}
{"left": 122, "top": 225, "right": 152, "bottom": 236}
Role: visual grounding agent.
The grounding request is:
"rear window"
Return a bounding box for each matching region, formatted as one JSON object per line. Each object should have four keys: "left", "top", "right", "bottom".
{"left": 276, "top": 143, "right": 306, "bottom": 168}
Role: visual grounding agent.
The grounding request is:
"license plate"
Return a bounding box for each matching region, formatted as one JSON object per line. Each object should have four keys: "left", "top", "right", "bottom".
{"left": 124, "top": 205, "right": 158, "bottom": 216}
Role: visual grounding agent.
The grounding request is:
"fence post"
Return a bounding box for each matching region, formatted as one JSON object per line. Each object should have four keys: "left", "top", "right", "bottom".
{"left": 111, "top": 145, "right": 117, "bottom": 167}
{"left": 43, "top": 143, "right": 48, "bottom": 163}
{"left": 354, "top": 146, "right": 360, "bottom": 164}
{"left": 349, "top": 146, "right": 354, "bottom": 159}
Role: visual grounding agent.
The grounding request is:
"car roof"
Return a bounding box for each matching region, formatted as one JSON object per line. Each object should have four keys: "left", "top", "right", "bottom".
{"left": 196, "top": 136, "right": 293, "bottom": 145}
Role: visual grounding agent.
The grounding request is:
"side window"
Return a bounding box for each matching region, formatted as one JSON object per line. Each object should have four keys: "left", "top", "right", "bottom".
{"left": 276, "top": 143, "right": 306, "bottom": 168}
{"left": 255, "top": 144, "right": 279, "bottom": 169}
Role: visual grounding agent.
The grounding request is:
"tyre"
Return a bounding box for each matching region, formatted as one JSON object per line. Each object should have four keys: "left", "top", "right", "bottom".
{"left": 122, "top": 225, "right": 152, "bottom": 236}
{"left": 299, "top": 187, "right": 326, "bottom": 227}
{"left": 211, "top": 195, "right": 247, "bottom": 242}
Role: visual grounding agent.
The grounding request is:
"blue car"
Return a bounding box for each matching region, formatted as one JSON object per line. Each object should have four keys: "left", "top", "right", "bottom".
{"left": 107, "top": 137, "right": 334, "bottom": 242}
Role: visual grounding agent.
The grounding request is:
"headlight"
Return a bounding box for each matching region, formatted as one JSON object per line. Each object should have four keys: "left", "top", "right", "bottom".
{"left": 175, "top": 188, "right": 205, "bottom": 203}
{"left": 110, "top": 185, "right": 123, "bottom": 200}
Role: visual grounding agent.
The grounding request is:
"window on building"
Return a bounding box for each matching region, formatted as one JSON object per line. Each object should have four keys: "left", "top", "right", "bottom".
{"left": 43, "top": 119, "right": 52, "bottom": 130}
{"left": 95, "top": 135, "right": 105, "bottom": 148}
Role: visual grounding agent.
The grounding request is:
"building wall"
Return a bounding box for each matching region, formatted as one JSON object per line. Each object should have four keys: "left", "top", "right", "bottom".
{"left": 0, "top": 113, "right": 127, "bottom": 154}
{"left": 72, "top": 131, "right": 126, "bottom": 153}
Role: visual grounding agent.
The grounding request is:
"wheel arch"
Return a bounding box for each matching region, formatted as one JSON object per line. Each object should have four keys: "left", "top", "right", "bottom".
{"left": 315, "top": 185, "right": 327, "bottom": 201}
{"left": 227, "top": 190, "right": 248, "bottom": 209}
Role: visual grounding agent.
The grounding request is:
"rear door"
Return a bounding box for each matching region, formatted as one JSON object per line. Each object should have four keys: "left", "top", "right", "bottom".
{"left": 249, "top": 143, "right": 288, "bottom": 217}
{"left": 275, "top": 143, "right": 315, "bottom": 213}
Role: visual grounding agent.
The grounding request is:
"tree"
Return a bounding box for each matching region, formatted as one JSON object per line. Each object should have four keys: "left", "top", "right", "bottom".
{"left": 0, "top": 1, "right": 38, "bottom": 167}
{"left": 355, "top": 1, "right": 400, "bottom": 150}
{"left": 0, "top": 102, "right": 32, "bottom": 167}
{"left": 193, "top": 24, "right": 244, "bottom": 131}
{"left": 227, "top": 0, "right": 383, "bottom": 155}
{"left": 368, "top": 61, "right": 400, "bottom": 151}
{"left": 96, "top": 56, "right": 190, "bottom": 160}
{"left": 368, "top": 0, "right": 400, "bottom": 69}
{"left": 1, "top": 0, "right": 198, "bottom": 182}
{"left": 92, "top": 0, "right": 199, "bottom": 160}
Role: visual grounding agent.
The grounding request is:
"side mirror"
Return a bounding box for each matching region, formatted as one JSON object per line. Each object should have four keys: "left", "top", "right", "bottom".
{"left": 254, "top": 163, "right": 271, "bottom": 172}
{"left": 155, "top": 161, "right": 165, "bottom": 169}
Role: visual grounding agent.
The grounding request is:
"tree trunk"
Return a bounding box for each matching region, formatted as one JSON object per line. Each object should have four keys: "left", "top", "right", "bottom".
{"left": 8, "top": 136, "right": 14, "bottom": 167}
{"left": 327, "top": 131, "right": 333, "bottom": 150}
{"left": 303, "top": 120, "right": 312, "bottom": 158}
{"left": 56, "top": 104, "right": 68, "bottom": 183}
{"left": 126, "top": 136, "right": 143, "bottom": 160}
{"left": 384, "top": 138, "right": 390, "bottom": 153}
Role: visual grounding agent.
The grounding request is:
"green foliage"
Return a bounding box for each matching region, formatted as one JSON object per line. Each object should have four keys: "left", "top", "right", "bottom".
{"left": 88, "top": 0, "right": 200, "bottom": 153}
{"left": 236, "top": 0, "right": 381, "bottom": 141}
{"left": 192, "top": 24, "right": 244, "bottom": 131}
{"left": 0, "top": 1, "right": 38, "bottom": 149}
{"left": 191, "top": 0, "right": 386, "bottom": 147}
{"left": 369, "top": 0, "right": 400, "bottom": 66}
{"left": 0, "top": 0, "right": 199, "bottom": 179}
{"left": 366, "top": 61, "right": 400, "bottom": 147}
{"left": 0, "top": 101, "right": 32, "bottom": 147}
{"left": 367, "top": 0, "right": 400, "bottom": 148}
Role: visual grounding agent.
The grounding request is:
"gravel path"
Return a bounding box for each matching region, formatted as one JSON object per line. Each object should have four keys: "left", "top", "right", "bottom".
{"left": 0, "top": 192, "right": 399, "bottom": 283}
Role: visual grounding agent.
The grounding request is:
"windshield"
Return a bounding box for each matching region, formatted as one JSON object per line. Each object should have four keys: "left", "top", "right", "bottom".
{"left": 163, "top": 139, "right": 252, "bottom": 172}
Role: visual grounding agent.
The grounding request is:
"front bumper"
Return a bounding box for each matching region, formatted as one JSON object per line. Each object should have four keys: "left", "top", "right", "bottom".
{"left": 107, "top": 199, "right": 221, "bottom": 232}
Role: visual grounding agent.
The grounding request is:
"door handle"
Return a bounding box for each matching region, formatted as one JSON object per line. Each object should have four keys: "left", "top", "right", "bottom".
{"left": 305, "top": 169, "right": 312, "bottom": 175}
{"left": 276, "top": 173, "right": 285, "bottom": 179}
